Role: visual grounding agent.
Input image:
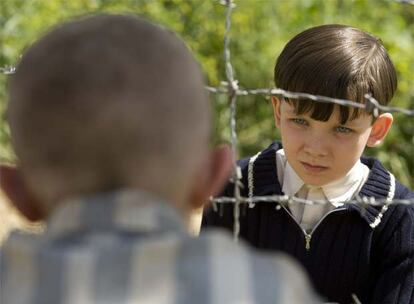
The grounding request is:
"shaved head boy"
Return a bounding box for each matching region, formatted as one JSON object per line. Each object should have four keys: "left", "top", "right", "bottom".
{"left": 6, "top": 14, "right": 213, "bottom": 216}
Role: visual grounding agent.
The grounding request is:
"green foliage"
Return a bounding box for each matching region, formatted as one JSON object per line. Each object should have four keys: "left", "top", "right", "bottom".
{"left": 0, "top": 0, "right": 413, "bottom": 187}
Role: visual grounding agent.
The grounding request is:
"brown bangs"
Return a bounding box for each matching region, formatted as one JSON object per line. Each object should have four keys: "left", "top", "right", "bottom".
{"left": 285, "top": 98, "right": 363, "bottom": 125}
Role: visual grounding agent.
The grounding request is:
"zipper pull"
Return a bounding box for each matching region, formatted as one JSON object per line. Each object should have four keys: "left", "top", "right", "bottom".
{"left": 305, "top": 234, "right": 311, "bottom": 251}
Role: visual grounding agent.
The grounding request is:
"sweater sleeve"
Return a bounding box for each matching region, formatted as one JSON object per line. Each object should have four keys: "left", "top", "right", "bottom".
{"left": 367, "top": 204, "right": 414, "bottom": 304}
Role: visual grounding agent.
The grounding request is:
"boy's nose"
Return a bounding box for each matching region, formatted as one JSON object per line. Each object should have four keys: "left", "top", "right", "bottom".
{"left": 303, "top": 135, "right": 328, "bottom": 158}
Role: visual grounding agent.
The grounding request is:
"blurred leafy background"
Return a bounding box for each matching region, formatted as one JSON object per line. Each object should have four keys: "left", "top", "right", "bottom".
{"left": 0, "top": 0, "right": 413, "bottom": 188}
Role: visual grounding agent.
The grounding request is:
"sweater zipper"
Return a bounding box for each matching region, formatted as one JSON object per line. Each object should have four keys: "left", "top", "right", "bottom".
{"left": 279, "top": 204, "right": 346, "bottom": 251}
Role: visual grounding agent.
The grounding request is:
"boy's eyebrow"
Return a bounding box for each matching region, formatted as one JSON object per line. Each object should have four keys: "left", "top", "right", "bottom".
{"left": 336, "top": 117, "right": 367, "bottom": 127}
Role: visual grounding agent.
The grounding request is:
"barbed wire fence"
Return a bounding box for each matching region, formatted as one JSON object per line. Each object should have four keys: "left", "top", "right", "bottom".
{"left": 1, "top": 0, "right": 414, "bottom": 239}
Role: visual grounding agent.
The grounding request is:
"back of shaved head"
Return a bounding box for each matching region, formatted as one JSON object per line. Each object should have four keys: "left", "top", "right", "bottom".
{"left": 8, "top": 14, "right": 210, "bottom": 209}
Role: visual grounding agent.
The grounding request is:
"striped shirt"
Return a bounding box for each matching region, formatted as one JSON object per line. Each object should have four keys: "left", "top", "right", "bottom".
{"left": 0, "top": 189, "right": 319, "bottom": 304}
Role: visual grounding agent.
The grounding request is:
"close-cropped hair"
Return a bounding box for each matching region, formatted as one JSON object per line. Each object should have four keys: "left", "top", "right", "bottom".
{"left": 8, "top": 14, "right": 209, "bottom": 205}
{"left": 274, "top": 24, "right": 397, "bottom": 124}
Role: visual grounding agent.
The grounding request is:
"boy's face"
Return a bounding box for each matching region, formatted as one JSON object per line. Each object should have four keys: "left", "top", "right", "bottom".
{"left": 272, "top": 98, "right": 391, "bottom": 187}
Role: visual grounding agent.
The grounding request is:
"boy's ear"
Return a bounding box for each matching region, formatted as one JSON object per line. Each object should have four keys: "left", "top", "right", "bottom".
{"left": 271, "top": 96, "right": 282, "bottom": 128}
{"left": 188, "top": 145, "right": 234, "bottom": 210}
{"left": 367, "top": 113, "right": 393, "bottom": 147}
{"left": 0, "top": 165, "right": 45, "bottom": 222}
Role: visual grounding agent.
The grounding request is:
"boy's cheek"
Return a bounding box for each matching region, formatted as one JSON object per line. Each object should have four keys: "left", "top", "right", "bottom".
{"left": 282, "top": 128, "right": 303, "bottom": 146}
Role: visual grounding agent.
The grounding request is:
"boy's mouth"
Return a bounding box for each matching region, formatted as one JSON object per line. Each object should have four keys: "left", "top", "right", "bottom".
{"left": 301, "top": 161, "right": 328, "bottom": 173}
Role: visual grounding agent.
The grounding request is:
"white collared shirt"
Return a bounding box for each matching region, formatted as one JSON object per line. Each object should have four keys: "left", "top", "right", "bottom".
{"left": 276, "top": 149, "right": 370, "bottom": 232}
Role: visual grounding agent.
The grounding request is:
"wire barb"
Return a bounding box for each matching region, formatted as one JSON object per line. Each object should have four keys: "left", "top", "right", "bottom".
{"left": 0, "top": 67, "right": 16, "bottom": 75}
{"left": 218, "top": 0, "right": 236, "bottom": 8}
{"left": 395, "top": 0, "right": 414, "bottom": 5}
{"left": 364, "top": 94, "right": 380, "bottom": 118}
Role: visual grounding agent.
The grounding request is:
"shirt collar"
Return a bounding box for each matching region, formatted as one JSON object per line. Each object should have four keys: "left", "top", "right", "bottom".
{"left": 46, "top": 189, "right": 187, "bottom": 239}
{"left": 283, "top": 163, "right": 304, "bottom": 198}
{"left": 322, "top": 159, "right": 369, "bottom": 205}
{"left": 277, "top": 149, "right": 305, "bottom": 197}
{"left": 277, "top": 149, "right": 368, "bottom": 205}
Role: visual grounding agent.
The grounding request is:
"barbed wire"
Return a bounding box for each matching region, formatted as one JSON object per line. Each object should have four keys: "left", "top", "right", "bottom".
{"left": 0, "top": 67, "right": 16, "bottom": 75}
{"left": 2, "top": 65, "right": 414, "bottom": 117}
{"left": 221, "top": 0, "right": 242, "bottom": 242}
{"left": 206, "top": 85, "right": 414, "bottom": 117}
{"left": 210, "top": 195, "right": 414, "bottom": 208}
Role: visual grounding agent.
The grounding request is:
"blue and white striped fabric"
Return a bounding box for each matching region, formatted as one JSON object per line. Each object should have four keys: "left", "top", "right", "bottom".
{"left": 0, "top": 189, "right": 319, "bottom": 304}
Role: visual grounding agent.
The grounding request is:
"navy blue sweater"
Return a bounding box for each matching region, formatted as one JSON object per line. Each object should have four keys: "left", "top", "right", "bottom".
{"left": 203, "top": 142, "right": 414, "bottom": 304}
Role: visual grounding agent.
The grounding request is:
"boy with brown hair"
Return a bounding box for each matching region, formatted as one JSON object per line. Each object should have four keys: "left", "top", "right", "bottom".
{"left": 203, "top": 24, "right": 414, "bottom": 303}
{"left": 0, "top": 14, "right": 319, "bottom": 304}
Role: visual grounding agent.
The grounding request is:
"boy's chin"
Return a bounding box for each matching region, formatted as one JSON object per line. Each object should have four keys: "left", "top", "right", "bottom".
{"left": 300, "top": 175, "right": 329, "bottom": 187}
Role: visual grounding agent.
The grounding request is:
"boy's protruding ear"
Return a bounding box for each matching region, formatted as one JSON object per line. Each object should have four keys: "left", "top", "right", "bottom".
{"left": 367, "top": 113, "right": 393, "bottom": 147}
{"left": 189, "top": 145, "right": 234, "bottom": 210}
{"left": 271, "top": 96, "right": 282, "bottom": 128}
{"left": 0, "top": 165, "right": 45, "bottom": 222}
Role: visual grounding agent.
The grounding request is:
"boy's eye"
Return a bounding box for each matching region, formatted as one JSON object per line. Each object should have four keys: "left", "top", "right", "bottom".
{"left": 335, "top": 126, "right": 353, "bottom": 134}
{"left": 290, "top": 118, "right": 307, "bottom": 126}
